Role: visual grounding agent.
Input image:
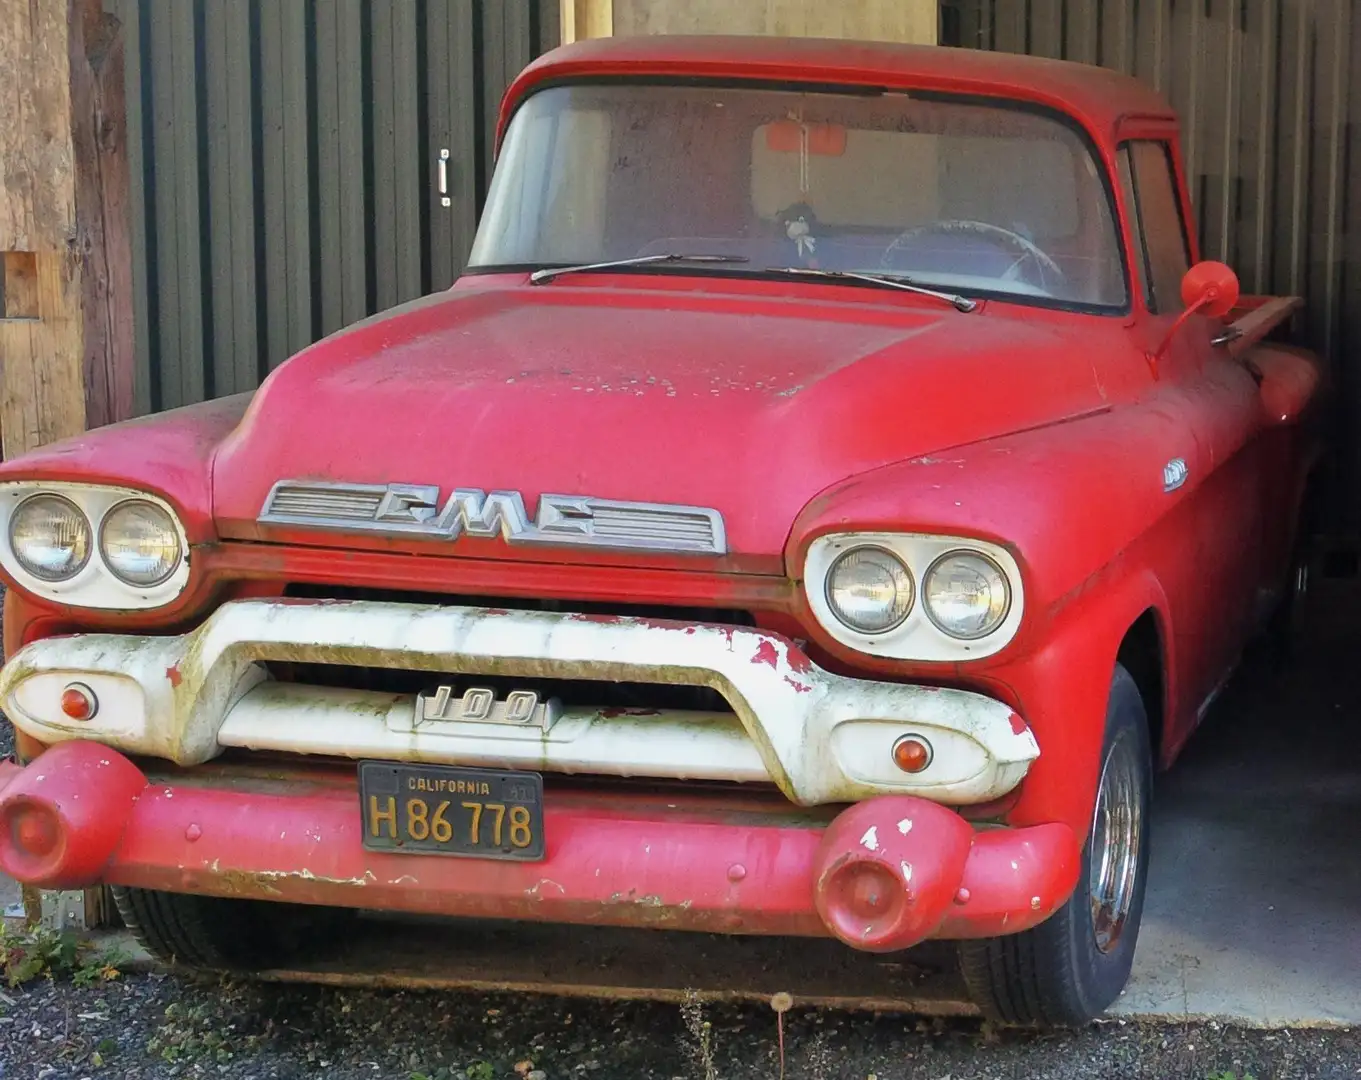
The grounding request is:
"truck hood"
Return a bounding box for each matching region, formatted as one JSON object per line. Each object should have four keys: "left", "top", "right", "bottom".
{"left": 212, "top": 279, "right": 1108, "bottom": 568}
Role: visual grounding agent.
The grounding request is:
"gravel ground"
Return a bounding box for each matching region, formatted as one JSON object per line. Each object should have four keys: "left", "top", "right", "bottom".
{"left": 0, "top": 971, "right": 1359, "bottom": 1080}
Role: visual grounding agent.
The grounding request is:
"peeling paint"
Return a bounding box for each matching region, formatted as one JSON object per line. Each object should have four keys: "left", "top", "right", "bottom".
{"left": 860, "top": 825, "right": 880, "bottom": 851}
{"left": 526, "top": 878, "right": 567, "bottom": 899}
{"left": 750, "top": 641, "right": 780, "bottom": 668}
{"left": 0, "top": 597, "right": 1036, "bottom": 808}
{"left": 900, "top": 860, "right": 913, "bottom": 885}
{"left": 897, "top": 818, "right": 913, "bottom": 835}
{"left": 165, "top": 665, "right": 182, "bottom": 688}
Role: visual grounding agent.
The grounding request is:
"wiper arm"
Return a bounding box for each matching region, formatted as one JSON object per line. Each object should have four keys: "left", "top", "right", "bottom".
{"left": 529, "top": 252, "right": 749, "bottom": 285}
{"left": 761, "top": 266, "right": 977, "bottom": 312}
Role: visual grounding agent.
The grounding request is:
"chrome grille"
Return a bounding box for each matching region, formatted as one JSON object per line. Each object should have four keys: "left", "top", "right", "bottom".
{"left": 263, "top": 483, "right": 387, "bottom": 522}
{"left": 258, "top": 480, "right": 726, "bottom": 555}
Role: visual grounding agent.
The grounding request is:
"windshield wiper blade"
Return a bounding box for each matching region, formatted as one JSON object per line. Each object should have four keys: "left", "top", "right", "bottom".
{"left": 529, "top": 252, "right": 749, "bottom": 285}
{"left": 761, "top": 267, "right": 977, "bottom": 312}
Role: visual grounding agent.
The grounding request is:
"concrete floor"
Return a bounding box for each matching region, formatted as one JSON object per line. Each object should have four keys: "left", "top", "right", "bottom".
{"left": 3, "top": 584, "right": 1361, "bottom": 1026}
{"left": 1112, "top": 595, "right": 1361, "bottom": 1026}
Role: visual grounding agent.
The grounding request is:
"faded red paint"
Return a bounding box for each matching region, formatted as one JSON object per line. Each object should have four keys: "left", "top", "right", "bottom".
{"left": 783, "top": 647, "right": 815, "bottom": 676}
{"left": 750, "top": 640, "right": 780, "bottom": 668}
{"left": 1009, "top": 712, "right": 1027, "bottom": 736}
{"left": 783, "top": 676, "right": 812, "bottom": 694}
{"left": 165, "top": 665, "right": 182, "bottom": 688}
{"left": 0, "top": 743, "right": 1077, "bottom": 945}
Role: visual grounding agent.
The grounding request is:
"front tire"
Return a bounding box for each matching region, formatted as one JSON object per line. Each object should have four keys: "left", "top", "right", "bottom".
{"left": 958, "top": 664, "right": 1152, "bottom": 1026}
{"left": 112, "top": 886, "right": 351, "bottom": 972}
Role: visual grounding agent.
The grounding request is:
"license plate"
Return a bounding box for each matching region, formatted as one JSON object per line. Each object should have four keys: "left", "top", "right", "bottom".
{"left": 358, "top": 761, "right": 545, "bottom": 861}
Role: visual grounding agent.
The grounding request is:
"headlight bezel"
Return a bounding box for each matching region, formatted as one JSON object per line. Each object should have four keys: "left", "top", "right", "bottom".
{"left": 0, "top": 482, "right": 190, "bottom": 609}
{"left": 803, "top": 532, "right": 1024, "bottom": 662}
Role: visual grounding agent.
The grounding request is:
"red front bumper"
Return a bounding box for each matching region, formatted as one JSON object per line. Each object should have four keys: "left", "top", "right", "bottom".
{"left": 0, "top": 742, "right": 1079, "bottom": 950}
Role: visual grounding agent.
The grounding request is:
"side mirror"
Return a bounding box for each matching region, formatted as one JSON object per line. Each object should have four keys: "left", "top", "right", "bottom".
{"left": 1147, "top": 260, "right": 1242, "bottom": 378}
{"left": 1180, "top": 260, "right": 1240, "bottom": 318}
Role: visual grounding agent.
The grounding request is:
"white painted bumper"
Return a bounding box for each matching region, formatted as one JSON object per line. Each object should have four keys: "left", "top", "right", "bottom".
{"left": 0, "top": 599, "right": 1039, "bottom": 807}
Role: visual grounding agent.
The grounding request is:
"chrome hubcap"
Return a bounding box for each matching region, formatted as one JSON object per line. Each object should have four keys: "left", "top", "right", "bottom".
{"left": 1087, "top": 728, "right": 1143, "bottom": 954}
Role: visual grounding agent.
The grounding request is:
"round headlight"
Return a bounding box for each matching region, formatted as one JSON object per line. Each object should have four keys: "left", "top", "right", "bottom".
{"left": 9, "top": 495, "right": 92, "bottom": 582}
{"left": 923, "top": 551, "right": 1011, "bottom": 639}
{"left": 99, "top": 500, "right": 182, "bottom": 586}
{"left": 825, "top": 547, "right": 914, "bottom": 634}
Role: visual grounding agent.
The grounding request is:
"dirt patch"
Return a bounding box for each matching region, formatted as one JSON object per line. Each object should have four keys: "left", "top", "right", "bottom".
{"left": 0, "top": 972, "right": 1357, "bottom": 1080}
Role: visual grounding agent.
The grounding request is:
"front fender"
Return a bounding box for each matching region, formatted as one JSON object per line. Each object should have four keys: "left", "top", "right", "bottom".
{"left": 970, "top": 563, "right": 1170, "bottom": 839}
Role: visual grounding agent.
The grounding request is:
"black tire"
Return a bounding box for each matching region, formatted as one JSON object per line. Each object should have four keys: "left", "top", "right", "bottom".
{"left": 957, "top": 664, "right": 1153, "bottom": 1027}
{"left": 1263, "top": 509, "right": 1316, "bottom": 666}
{"left": 111, "top": 885, "right": 352, "bottom": 972}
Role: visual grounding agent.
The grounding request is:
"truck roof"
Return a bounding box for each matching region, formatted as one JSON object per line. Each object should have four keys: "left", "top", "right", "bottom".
{"left": 500, "top": 35, "right": 1176, "bottom": 148}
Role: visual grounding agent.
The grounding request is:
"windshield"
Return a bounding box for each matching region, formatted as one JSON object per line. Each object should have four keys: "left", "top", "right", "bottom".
{"left": 468, "top": 83, "right": 1128, "bottom": 309}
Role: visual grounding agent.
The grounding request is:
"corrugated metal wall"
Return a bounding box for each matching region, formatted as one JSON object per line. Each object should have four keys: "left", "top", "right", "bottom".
{"left": 105, "top": 0, "right": 559, "bottom": 416}
{"left": 942, "top": 0, "right": 1361, "bottom": 519}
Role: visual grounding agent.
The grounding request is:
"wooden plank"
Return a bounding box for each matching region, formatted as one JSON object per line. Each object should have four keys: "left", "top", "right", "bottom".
{"left": 610, "top": 0, "right": 938, "bottom": 42}
{"left": 71, "top": 0, "right": 135, "bottom": 429}
{"left": 0, "top": 0, "right": 125, "bottom": 457}
{"left": 0, "top": 252, "right": 86, "bottom": 457}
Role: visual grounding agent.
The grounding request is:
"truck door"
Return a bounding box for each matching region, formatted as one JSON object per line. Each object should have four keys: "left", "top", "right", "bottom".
{"left": 1118, "top": 138, "right": 1268, "bottom": 724}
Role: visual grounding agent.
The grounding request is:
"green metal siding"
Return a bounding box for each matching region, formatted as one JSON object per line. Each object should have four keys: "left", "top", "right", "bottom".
{"left": 944, "top": 0, "right": 1361, "bottom": 521}
{"left": 106, "top": 0, "right": 558, "bottom": 415}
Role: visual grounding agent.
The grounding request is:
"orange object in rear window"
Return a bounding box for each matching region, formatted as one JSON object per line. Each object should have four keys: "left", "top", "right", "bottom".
{"left": 764, "top": 120, "right": 848, "bottom": 156}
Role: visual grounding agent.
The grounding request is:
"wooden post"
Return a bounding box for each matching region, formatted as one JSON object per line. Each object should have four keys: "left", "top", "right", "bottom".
{"left": 0, "top": 0, "right": 134, "bottom": 459}
{"left": 0, "top": 0, "right": 133, "bottom": 931}
{"left": 564, "top": 0, "right": 939, "bottom": 45}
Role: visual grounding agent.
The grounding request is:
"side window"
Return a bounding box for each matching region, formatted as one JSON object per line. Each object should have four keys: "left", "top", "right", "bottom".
{"left": 1118, "top": 141, "right": 1192, "bottom": 313}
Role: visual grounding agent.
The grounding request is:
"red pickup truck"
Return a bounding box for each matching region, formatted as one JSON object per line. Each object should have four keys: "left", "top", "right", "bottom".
{"left": 0, "top": 36, "right": 1323, "bottom": 1026}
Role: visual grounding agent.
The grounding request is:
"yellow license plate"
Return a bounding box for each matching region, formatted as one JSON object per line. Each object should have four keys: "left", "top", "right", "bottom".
{"left": 358, "top": 761, "right": 545, "bottom": 861}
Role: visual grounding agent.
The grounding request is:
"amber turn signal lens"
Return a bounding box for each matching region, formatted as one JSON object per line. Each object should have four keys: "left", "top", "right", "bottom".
{"left": 892, "top": 735, "right": 933, "bottom": 773}
{"left": 60, "top": 684, "right": 96, "bottom": 721}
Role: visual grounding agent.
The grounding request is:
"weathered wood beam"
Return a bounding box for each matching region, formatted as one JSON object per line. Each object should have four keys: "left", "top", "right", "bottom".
{"left": 0, "top": 0, "right": 134, "bottom": 459}
{"left": 568, "top": 0, "right": 939, "bottom": 44}
{"left": 0, "top": 0, "right": 133, "bottom": 931}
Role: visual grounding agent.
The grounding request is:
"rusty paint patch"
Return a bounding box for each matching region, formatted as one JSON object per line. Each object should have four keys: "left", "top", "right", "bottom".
{"left": 599, "top": 708, "right": 662, "bottom": 718}
{"left": 567, "top": 613, "right": 626, "bottom": 625}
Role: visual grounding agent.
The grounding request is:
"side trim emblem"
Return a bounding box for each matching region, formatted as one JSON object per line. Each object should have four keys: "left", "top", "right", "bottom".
{"left": 1162, "top": 458, "right": 1189, "bottom": 493}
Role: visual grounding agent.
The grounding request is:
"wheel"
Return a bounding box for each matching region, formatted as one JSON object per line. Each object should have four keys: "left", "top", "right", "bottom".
{"left": 111, "top": 885, "right": 352, "bottom": 971}
{"left": 957, "top": 664, "right": 1152, "bottom": 1027}
{"left": 1263, "top": 497, "right": 1317, "bottom": 665}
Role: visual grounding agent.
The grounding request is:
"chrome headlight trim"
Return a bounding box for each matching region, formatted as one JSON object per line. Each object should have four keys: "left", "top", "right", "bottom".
{"left": 804, "top": 532, "right": 1024, "bottom": 662}
{"left": 0, "top": 483, "right": 191, "bottom": 609}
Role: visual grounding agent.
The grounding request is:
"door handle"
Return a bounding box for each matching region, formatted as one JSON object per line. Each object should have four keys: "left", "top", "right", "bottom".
{"left": 1210, "top": 327, "right": 1243, "bottom": 348}
{"left": 438, "top": 149, "right": 451, "bottom": 207}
